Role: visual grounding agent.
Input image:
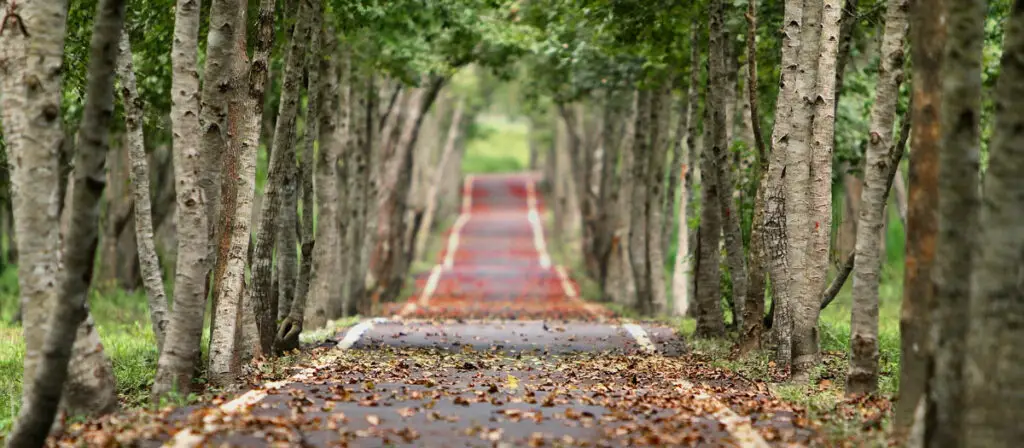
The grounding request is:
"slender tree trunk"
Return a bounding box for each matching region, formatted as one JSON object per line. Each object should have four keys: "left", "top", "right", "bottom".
{"left": 925, "top": 0, "right": 983, "bottom": 441}
{"left": 847, "top": 0, "right": 909, "bottom": 394}
{"left": 291, "top": 5, "right": 323, "bottom": 334}
{"left": 7, "top": 0, "right": 123, "bottom": 442}
{"left": 897, "top": 0, "right": 945, "bottom": 429}
{"left": 782, "top": 0, "right": 822, "bottom": 380}
{"left": 246, "top": 0, "right": 311, "bottom": 355}
{"left": 276, "top": 149, "right": 299, "bottom": 315}
{"left": 607, "top": 92, "right": 638, "bottom": 306}
{"left": 201, "top": 0, "right": 247, "bottom": 375}
{"left": 346, "top": 72, "right": 377, "bottom": 317}
{"left": 199, "top": 0, "right": 246, "bottom": 294}
{"left": 670, "top": 72, "right": 695, "bottom": 317}
{"left": 628, "top": 90, "right": 653, "bottom": 315}
{"left": 595, "top": 91, "right": 625, "bottom": 293}
{"left": 118, "top": 35, "right": 169, "bottom": 351}
{"left": 695, "top": 99, "right": 725, "bottom": 338}
{"left": 303, "top": 29, "right": 345, "bottom": 333}
{"left": 415, "top": 99, "right": 464, "bottom": 261}
{"left": 663, "top": 85, "right": 688, "bottom": 259}
{"left": 152, "top": 0, "right": 210, "bottom": 400}
{"left": 739, "top": 0, "right": 770, "bottom": 352}
{"left": 792, "top": 0, "right": 841, "bottom": 382}
{"left": 208, "top": 0, "right": 276, "bottom": 384}
{"left": 389, "top": 79, "right": 445, "bottom": 288}
{"left": 709, "top": 0, "right": 748, "bottom": 330}
{"left": 645, "top": 84, "right": 671, "bottom": 314}
{"left": 371, "top": 78, "right": 445, "bottom": 308}
{"left": 764, "top": 0, "right": 805, "bottom": 368}
{"left": 963, "top": 3, "right": 1024, "bottom": 441}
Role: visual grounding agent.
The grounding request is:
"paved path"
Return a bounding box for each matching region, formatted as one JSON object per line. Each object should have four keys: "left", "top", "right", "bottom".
{"left": 55, "top": 174, "right": 816, "bottom": 447}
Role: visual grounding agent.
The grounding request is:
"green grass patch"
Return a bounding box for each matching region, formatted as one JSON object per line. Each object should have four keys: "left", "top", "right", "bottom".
{"left": 462, "top": 114, "right": 531, "bottom": 174}
{"left": 0, "top": 276, "right": 161, "bottom": 432}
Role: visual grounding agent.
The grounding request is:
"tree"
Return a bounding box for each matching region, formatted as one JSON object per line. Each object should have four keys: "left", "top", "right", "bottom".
{"left": 208, "top": 0, "right": 278, "bottom": 384}
{"left": 847, "top": 0, "right": 909, "bottom": 395}
{"left": 152, "top": 0, "right": 211, "bottom": 400}
{"left": 962, "top": 0, "right": 1024, "bottom": 442}
{"left": 897, "top": 0, "right": 945, "bottom": 429}
{"left": 927, "top": 0, "right": 984, "bottom": 442}
{"left": 708, "top": 0, "right": 748, "bottom": 331}
{"left": 5, "top": 0, "right": 126, "bottom": 442}
{"left": 247, "top": 0, "right": 312, "bottom": 356}
{"left": 118, "top": 35, "right": 170, "bottom": 353}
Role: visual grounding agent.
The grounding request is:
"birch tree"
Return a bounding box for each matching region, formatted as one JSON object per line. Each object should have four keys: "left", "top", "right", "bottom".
{"left": 762, "top": 0, "right": 804, "bottom": 366}
{"left": 208, "top": 0, "right": 278, "bottom": 383}
{"left": 118, "top": 35, "right": 169, "bottom": 352}
{"left": 708, "top": 0, "right": 747, "bottom": 330}
{"left": 248, "top": 0, "right": 312, "bottom": 355}
{"left": 152, "top": 0, "right": 211, "bottom": 399}
{"left": 302, "top": 29, "right": 346, "bottom": 333}
{"left": 5, "top": 0, "right": 125, "bottom": 442}
{"left": 847, "top": 0, "right": 909, "bottom": 395}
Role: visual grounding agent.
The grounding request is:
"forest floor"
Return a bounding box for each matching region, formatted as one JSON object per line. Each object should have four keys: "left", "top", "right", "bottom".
{"left": 42, "top": 173, "right": 891, "bottom": 447}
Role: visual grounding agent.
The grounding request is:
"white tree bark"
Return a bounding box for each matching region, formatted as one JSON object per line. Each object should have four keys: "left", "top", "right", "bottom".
{"left": 152, "top": 0, "right": 210, "bottom": 399}
{"left": 118, "top": 35, "right": 169, "bottom": 352}
{"left": 6, "top": 0, "right": 125, "bottom": 442}
{"left": 847, "top": 0, "right": 909, "bottom": 395}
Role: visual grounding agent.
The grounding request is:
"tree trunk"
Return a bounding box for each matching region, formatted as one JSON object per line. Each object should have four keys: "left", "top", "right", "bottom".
{"left": 207, "top": 0, "right": 276, "bottom": 384}
{"left": 793, "top": 0, "right": 841, "bottom": 382}
{"left": 370, "top": 78, "right": 445, "bottom": 309}
{"left": 628, "top": 90, "right": 653, "bottom": 315}
{"left": 847, "top": 0, "right": 909, "bottom": 395}
{"left": 6, "top": 0, "right": 125, "bottom": 442}
{"left": 606, "top": 92, "right": 638, "bottom": 306}
{"left": 782, "top": 0, "right": 822, "bottom": 380}
{"left": 963, "top": 2, "right": 1024, "bottom": 441}
{"left": 302, "top": 28, "right": 345, "bottom": 333}
{"left": 291, "top": 6, "right": 324, "bottom": 335}
{"left": 739, "top": 0, "right": 770, "bottom": 352}
{"left": 663, "top": 79, "right": 689, "bottom": 259}
{"left": 709, "top": 0, "right": 748, "bottom": 330}
{"left": 346, "top": 72, "right": 377, "bottom": 317}
{"left": 764, "top": 0, "right": 805, "bottom": 368}
{"left": 201, "top": 0, "right": 247, "bottom": 375}
{"left": 897, "top": 0, "right": 945, "bottom": 429}
{"left": 118, "top": 35, "right": 169, "bottom": 351}
{"left": 199, "top": 0, "right": 246, "bottom": 290}
{"left": 694, "top": 99, "right": 725, "bottom": 338}
{"left": 645, "top": 84, "right": 671, "bottom": 314}
{"left": 152, "top": 0, "right": 210, "bottom": 400}
{"left": 415, "top": 99, "right": 464, "bottom": 261}
{"left": 246, "top": 0, "right": 311, "bottom": 356}
{"left": 926, "top": 0, "right": 983, "bottom": 441}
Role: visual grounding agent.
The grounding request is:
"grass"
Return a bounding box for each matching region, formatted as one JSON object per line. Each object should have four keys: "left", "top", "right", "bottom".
{"left": 462, "top": 113, "right": 531, "bottom": 173}
{"left": 0, "top": 268, "right": 360, "bottom": 434}
{"left": 0, "top": 272, "right": 161, "bottom": 432}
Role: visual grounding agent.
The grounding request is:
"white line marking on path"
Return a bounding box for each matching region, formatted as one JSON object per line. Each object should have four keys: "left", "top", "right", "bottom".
{"left": 621, "top": 323, "right": 657, "bottom": 354}
{"left": 525, "top": 179, "right": 551, "bottom": 269}
{"left": 688, "top": 383, "right": 772, "bottom": 448}
{"left": 336, "top": 317, "right": 388, "bottom": 350}
{"left": 443, "top": 175, "right": 474, "bottom": 270}
{"left": 554, "top": 265, "right": 605, "bottom": 321}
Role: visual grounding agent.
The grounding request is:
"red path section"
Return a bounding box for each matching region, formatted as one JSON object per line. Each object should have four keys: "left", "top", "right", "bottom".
{"left": 387, "top": 173, "right": 612, "bottom": 321}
